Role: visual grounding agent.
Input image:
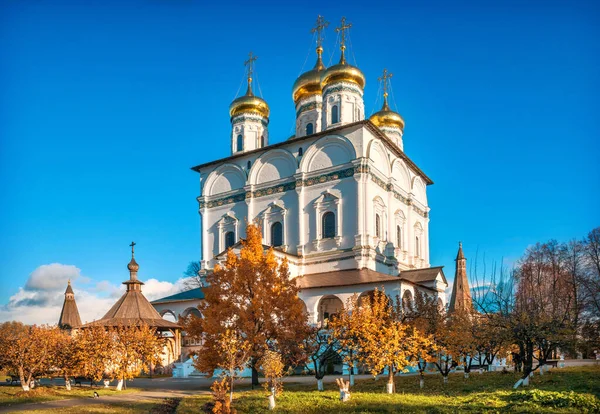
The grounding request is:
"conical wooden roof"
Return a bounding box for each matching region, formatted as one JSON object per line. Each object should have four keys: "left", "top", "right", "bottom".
{"left": 449, "top": 242, "right": 472, "bottom": 313}
{"left": 59, "top": 281, "right": 82, "bottom": 329}
{"left": 81, "top": 246, "right": 180, "bottom": 330}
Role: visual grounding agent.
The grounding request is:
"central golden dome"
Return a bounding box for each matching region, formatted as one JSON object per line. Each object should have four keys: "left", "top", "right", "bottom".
{"left": 370, "top": 97, "right": 405, "bottom": 130}
{"left": 229, "top": 80, "right": 270, "bottom": 119}
{"left": 321, "top": 49, "right": 365, "bottom": 91}
{"left": 292, "top": 47, "right": 326, "bottom": 104}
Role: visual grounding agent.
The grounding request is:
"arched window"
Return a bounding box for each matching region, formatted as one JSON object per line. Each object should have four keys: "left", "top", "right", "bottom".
{"left": 298, "top": 147, "right": 303, "bottom": 156}
{"left": 225, "top": 231, "right": 235, "bottom": 249}
{"left": 236, "top": 135, "right": 243, "bottom": 152}
{"left": 331, "top": 105, "right": 339, "bottom": 124}
{"left": 261, "top": 135, "right": 265, "bottom": 147}
{"left": 322, "top": 212, "right": 336, "bottom": 239}
{"left": 415, "top": 236, "right": 420, "bottom": 257}
{"left": 271, "top": 222, "right": 283, "bottom": 247}
{"left": 375, "top": 214, "right": 381, "bottom": 238}
{"left": 396, "top": 225, "right": 402, "bottom": 248}
{"left": 305, "top": 123, "right": 314, "bottom": 136}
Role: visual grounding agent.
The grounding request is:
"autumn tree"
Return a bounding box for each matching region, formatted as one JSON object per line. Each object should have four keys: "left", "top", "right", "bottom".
{"left": 215, "top": 329, "right": 251, "bottom": 403}
{"left": 53, "top": 330, "right": 84, "bottom": 390}
{"left": 0, "top": 322, "right": 60, "bottom": 391}
{"left": 330, "top": 289, "right": 432, "bottom": 394}
{"left": 109, "top": 324, "right": 164, "bottom": 390}
{"left": 259, "top": 350, "right": 285, "bottom": 410}
{"left": 77, "top": 325, "right": 115, "bottom": 384}
{"left": 445, "top": 310, "right": 478, "bottom": 378}
{"left": 191, "top": 223, "right": 309, "bottom": 387}
{"left": 301, "top": 325, "right": 342, "bottom": 391}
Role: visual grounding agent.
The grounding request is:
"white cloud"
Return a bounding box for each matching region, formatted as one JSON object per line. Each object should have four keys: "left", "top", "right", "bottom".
{"left": 0, "top": 263, "right": 191, "bottom": 326}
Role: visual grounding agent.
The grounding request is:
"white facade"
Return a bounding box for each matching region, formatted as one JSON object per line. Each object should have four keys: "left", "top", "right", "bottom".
{"left": 193, "top": 119, "right": 445, "bottom": 324}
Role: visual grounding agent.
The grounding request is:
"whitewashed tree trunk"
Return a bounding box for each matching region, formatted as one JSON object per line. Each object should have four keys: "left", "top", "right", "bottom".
{"left": 65, "top": 377, "right": 71, "bottom": 391}
{"left": 386, "top": 383, "right": 394, "bottom": 394}
{"left": 539, "top": 365, "right": 544, "bottom": 375}
{"left": 420, "top": 378, "right": 424, "bottom": 389}
{"left": 116, "top": 379, "right": 124, "bottom": 391}
{"left": 464, "top": 372, "right": 469, "bottom": 379}
{"left": 22, "top": 384, "right": 30, "bottom": 392}
{"left": 523, "top": 376, "right": 530, "bottom": 386}
{"left": 349, "top": 374, "right": 354, "bottom": 386}
{"left": 268, "top": 390, "right": 276, "bottom": 410}
{"left": 529, "top": 371, "right": 533, "bottom": 378}
{"left": 443, "top": 375, "right": 448, "bottom": 384}
{"left": 513, "top": 378, "right": 524, "bottom": 389}
{"left": 317, "top": 379, "right": 324, "bottom": 391}
{"left": 29, "top": 380, "right": 35, "bottom": 389}
{"left": 104, "top": 380, "right": 110, "bottom": 388}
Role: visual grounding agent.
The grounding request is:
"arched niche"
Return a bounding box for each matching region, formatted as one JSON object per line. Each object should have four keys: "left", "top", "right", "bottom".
{"left": 300, "top": 135, "right": 356, "bottom": 173}
{"left": 411, "top": 176, "right": 427, "bottom": 205}
{"left": 204, "top": 163, "right": 247, "bottom": 196}
{"left": 249, "top": 149, "right": 297, "bottom": 185}
{"left": 160, "top": 310, "right": 177, "bottom": 323}
{"left": 391, "top": 158, "right": 410, "bottom": 190}
{"left": 366, "top": 139, "right": 391, "bottom": 176}
{"left": 182, "top": 307, "right": 202, "bottom": 319}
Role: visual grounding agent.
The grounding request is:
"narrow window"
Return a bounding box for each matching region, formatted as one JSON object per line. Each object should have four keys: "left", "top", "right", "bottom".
{"left": 322, "top": 212, "right": 336, "bottom": 238}
{"left": 225, "top": 231, "right": 235, "bottom": 249}
{"left": 415, "top": 236, "right": 420, "bottom": 257}
{"left": 247, "top": 160, "right": 252, "bottom": 170}
{"left": 396, "top": 225, "right": 402, "bottom": 248}
{"left": 271, "top": 221, "right": 283, "bottom": 247}
{"left": 236, "top": 135, "right": 243, "bottom": 152}
{"left": 260, "top": 135, "right": 265, "bottom": 147}
{"left": 331, "top": 105, "right": 339, "bottom": 124}
{"left": 305, "top": 123, "right": 314, "bottom": 136}
{"left": 298, "top": 147, "right": 303, "bottom": 156}
{"left": 375, "top": 214, "right": 381, "bottom": 238}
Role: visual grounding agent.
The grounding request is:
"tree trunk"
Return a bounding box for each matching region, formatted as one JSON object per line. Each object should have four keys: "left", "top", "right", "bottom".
{"left": 19, "top": 368, "right": 29, "bottom": 392}
{"left": 251, "top": 358, "right": 259, "bottom": 388}
{"left": 464, "top": 372, "right": 469, "bottom": 379}
{"left": 317, "top": 378, "right": 324, "bottom": 391}
{"left": 443, "top": 375, "right": 448, "bottom": 384}
{"left": 64, "top": 374, "right": 71, "bottom": 391}
{"left": 116, "top": 379, "right": 124, "bottom": 391}
{"left": 386, "top": 367, "right": 395, "bottom": 394}
{"left": 268, "top": 389, "right": 276, "bottom": 410}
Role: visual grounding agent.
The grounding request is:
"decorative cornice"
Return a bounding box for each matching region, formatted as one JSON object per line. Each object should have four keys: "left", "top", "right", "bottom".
{"left": 296, "top": 101, "right": 321, "bottom": 117}
{"left": 231, "top": 114, "right": 269, "bottom": 127}
{"left": 323, "top": 83, "right": 363, "bottom": 98}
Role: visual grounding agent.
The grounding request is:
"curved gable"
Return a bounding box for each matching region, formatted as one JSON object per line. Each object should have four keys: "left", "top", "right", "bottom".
{"left": 367, "top": 139, "right": 391, "bottom": 176}
{"left": 204, "top": 163, "right": 246, "bottom": 197}
{"left": 300, "top": 135, "right": 356, "bottom": 173}
{"left": 249, "top": 149, "right": 297, "bottom": 185}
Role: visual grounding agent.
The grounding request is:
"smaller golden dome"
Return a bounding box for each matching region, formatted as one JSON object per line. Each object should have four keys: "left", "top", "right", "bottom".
{"left": 320, "top": 49, "right": 365, "bottom": 91}
{"left": 292, "top": 47, "right": 326, "bottom": 104}
{"left": 370, "top": 97, "right": 405, "bottom": 130}
{"left": 229, "top": 79, "right": 270, "bottom": 119}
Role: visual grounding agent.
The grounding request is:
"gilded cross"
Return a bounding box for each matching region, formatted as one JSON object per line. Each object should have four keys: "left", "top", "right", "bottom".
{"left": 244, "top": 51, "right": 258, "bottom": 79}
{"left": 336, "top": 17, "right": 352, "bottom": 49}
{"left": 311, "top": 15, "right": 329, "bottom": 48}
{"left": 378, "top": 68, "right": 393, "bottom": 98}
{"left": 129, "top": 241, "right": 136, "bottom": 255}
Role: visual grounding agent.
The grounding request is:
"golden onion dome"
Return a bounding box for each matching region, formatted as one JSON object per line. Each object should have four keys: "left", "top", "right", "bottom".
{"left": 229, "top": 79, "right": 270, "bottom": 119}
{"left": 321, "top": 48, "right": 365, "bottom": 91}
{"left": 292, "top": 47, "right": 326, "bottom": 104}
{"left": 370, "top": 96, "right": 405, "bottom": 130}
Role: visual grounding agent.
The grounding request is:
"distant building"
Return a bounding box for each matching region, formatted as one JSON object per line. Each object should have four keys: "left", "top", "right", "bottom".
{"left": 58, "top": 280, "right": 82, "bottom": 330}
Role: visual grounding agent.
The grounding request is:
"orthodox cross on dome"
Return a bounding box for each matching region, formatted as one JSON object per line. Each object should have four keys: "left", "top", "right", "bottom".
{"left": 378, "top": 68, "right": 393, "bottom": 109}
{"left": 129, "top": 241, "right": 136, "bottom": 257}
{"left": 244, "top": 51, "right": 258, "bottom": 95}
{"left": 312, "top": 15, "right": 329, "bottom": 49}
{"left": 336, "top": 17, "right": 352, "bottom": 63}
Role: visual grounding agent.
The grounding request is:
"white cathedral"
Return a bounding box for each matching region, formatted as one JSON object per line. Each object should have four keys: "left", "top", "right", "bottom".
{"left": 152, "top": 17, "right": 451, "bottom": 365}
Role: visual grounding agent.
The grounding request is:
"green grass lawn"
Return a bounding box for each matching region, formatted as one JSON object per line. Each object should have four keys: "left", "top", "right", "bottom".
{"left": 177, "top": 365, "right": 600, "bottom": 413}
{"left": 0, "top": 384, "right": 140, "bottom": 407}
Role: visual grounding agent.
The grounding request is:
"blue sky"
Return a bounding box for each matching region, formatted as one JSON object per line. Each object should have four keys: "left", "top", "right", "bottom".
{"left": 1, "top": 0, "right": 598, "bottom": 323}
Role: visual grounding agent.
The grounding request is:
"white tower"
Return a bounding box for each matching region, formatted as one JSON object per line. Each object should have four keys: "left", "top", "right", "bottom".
{"left": 320, "top": 17, "right": 365, "bottom": 131}
{"left": 292, "top": 16, "right": 329, "bottom": 138}
{"left": 229, "top": 52, "right": 270, "bottom": 155}
{"left": 369, "top": 69, "right": 405, "bottom": 150}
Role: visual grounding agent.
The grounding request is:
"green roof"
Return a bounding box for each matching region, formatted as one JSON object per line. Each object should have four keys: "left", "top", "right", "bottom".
{"left": 151, "top": 288, "right": 204, "bottom": 304}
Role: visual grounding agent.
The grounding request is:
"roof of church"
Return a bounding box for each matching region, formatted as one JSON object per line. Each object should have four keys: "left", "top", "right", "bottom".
{"left": 214, "top": 240, "right": 299, "bottom": 260}
{"left": 190, "top": 120, "right": 433, "bottom": 185}
{"left": 82, "top": 290, "right": 180, "bottom": 329}
{"left": 400, "top": 266, "right": 447, "bottom": 285}
{"left": 151, "top": 288, "right": 204, "bottom": 304}
{"left": 81, "top": 245, "right": 180, "bottom": 330}
{"left": 296, "top": 267, "right": 444, "bottom": 290}
{"left": 58, "top": 282, "right": 82, "bottom": 329}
